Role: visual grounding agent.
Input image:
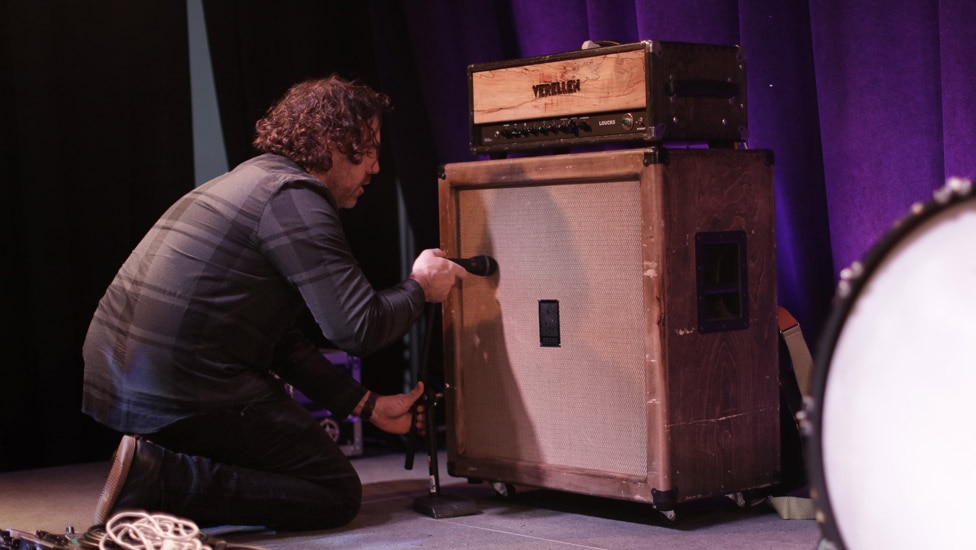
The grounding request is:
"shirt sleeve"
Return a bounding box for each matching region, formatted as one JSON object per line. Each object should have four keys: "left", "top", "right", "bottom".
{"left": 256, "top": 181, "right": 426, "bottom": 357}
{"left": 271, "top": 326, "right": 366, "bottom": 419}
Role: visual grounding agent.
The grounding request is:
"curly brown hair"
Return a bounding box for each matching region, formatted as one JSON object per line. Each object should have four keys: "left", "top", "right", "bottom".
{"left": 252, "top": 75, "right": 391, "bottom": 173}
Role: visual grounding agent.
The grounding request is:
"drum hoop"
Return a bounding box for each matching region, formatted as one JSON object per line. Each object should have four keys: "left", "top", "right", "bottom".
{"left": 805, "top": 178, "right": 975, "bottom": 549}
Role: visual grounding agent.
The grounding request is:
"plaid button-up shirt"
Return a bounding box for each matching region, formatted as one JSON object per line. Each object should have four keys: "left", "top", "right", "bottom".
{"left": 82, "top": 154, "right": 425, "bottom": 433}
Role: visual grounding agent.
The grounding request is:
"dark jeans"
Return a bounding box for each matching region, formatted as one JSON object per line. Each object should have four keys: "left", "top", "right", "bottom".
{"left": 120, "top": 395, "right": 361, "bottom": 530}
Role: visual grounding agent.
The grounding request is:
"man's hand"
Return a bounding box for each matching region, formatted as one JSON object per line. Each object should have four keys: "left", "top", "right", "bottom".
{"left": 409, "top": 249, "right": 468, "bottom": 303}
{"left": 368, "top": 382, "right": 426, "bottom": 435}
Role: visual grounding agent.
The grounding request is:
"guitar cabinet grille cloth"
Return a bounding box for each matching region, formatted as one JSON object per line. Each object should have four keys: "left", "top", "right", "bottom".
{"left": 438, "top": 147, "right": 779, "bottom": 512}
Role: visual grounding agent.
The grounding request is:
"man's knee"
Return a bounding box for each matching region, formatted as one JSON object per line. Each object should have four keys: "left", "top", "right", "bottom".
{"left": 296, "top": 473, "right": 362, "bottom": 530}
{"left": 332, "top": 474, "right": 363, "bottom": 527}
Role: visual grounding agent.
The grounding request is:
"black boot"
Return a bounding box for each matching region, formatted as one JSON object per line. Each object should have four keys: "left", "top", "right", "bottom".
{"left": 93, "top": 434, "right": 167, "bottom": 525}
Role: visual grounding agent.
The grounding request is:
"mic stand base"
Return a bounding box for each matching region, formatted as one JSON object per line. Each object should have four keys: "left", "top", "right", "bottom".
{"left": 408, "top": 304, "right": 480, "bottom": 519}
{"left": 412, "top": 493, "right": 479, "bottom": 519}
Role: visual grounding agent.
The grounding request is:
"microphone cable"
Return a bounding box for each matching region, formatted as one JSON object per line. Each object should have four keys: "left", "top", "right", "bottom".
{"left": 91, "top": 511, "right": 266, "bottom": 550}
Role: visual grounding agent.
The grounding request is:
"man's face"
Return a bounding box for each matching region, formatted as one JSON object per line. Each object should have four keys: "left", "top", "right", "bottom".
{"left": 313, "top": 117, "right": 381, "bottom": 209}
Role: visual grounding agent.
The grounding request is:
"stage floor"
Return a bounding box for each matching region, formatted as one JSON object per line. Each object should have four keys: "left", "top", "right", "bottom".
{"left": 0, "top": 450, "right": 821, "bottom": 549}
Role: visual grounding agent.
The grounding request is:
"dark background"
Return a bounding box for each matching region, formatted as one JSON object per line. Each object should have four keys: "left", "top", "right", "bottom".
{"left": 3, "top": 0, "right": 974, "bottom": 471}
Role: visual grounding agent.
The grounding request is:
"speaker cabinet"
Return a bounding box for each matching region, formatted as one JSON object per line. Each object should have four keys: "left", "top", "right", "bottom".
{"left": 437, "top": 147, "right": 778, "bottom": 512}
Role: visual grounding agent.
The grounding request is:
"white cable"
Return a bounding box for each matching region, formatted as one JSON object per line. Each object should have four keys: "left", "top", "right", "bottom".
{"left": 100, "top": 511, "right": 209, "bottom": 550}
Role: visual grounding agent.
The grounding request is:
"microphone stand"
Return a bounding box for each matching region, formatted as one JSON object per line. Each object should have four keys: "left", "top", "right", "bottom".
{"left": 404, "top": 303, "right": 479, "bottom": 518}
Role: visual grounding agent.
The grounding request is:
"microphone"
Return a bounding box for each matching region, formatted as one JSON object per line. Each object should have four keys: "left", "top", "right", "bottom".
{"left": 448, "top": 255, "right": 498, "bottom": 276}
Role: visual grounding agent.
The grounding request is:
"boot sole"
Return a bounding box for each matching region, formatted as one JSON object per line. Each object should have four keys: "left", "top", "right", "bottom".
{"left": 93, "top": 435, "right": 138, "bottom": 525}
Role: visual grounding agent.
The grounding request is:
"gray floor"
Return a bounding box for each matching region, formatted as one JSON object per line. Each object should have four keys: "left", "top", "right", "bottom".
{"left": 0, "top": 451, "right": 822, "bottom": 549}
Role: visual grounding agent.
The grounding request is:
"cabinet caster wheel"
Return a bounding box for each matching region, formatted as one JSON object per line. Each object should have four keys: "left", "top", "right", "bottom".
{"left": 491, "top": 482, "right": 516, "bottom": 498}
{"left": 727, "top": 490, "right": 767, "bottom": 509}
{"left": 727, "top": 491, "right": 747, "bottom": 508}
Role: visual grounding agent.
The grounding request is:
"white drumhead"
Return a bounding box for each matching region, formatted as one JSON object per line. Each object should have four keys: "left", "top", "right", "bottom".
{"left": 823, "top": 198, "right": 976, "bottom": 549}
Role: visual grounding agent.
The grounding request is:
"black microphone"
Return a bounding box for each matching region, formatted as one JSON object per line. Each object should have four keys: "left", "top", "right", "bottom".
{"left": 448, "top": 255, "right": 498, "bottom": 276}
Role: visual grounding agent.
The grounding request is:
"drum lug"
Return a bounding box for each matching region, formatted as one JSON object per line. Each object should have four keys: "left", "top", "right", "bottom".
{"left": 797, "top": 398, "right": 814, "bottom": 438}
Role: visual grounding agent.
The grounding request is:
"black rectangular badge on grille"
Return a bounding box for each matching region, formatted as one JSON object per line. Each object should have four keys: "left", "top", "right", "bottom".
{"left": 539, "top": 299, "right": 561, "bottom": 347}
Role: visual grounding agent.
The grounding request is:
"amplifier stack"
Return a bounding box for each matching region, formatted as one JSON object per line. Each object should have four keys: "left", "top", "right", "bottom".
{"left": 439, "top": 40, "right": 779, "bottom": 519}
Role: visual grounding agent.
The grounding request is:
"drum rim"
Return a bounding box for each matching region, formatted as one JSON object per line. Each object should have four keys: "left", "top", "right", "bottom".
{"left": 805, "top": 178, "right": 974, "bottom": 549}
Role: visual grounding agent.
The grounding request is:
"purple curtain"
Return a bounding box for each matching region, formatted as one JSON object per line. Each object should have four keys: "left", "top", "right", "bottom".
{"left": 372, "top": 0, "right": 976, "bottom": 342}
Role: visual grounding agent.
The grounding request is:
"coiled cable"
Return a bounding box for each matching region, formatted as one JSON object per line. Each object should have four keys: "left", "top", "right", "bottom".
{"left": 101, "top": 511, "right": 205, "bottom": 550}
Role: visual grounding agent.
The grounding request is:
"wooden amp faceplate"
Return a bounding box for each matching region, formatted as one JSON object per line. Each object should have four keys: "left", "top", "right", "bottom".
{"left": 468, "top": 41, "right": 748, "bottom": 155}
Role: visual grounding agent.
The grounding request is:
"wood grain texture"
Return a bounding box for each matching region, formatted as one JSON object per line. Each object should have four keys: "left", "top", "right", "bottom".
{"left": 471, "top": 49, "right": 647, "bottom": 124}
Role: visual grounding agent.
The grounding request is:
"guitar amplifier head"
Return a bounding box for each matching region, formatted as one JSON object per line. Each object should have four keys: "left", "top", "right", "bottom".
{"left": 468, "top": 41, "right": 747, "bottom": 155}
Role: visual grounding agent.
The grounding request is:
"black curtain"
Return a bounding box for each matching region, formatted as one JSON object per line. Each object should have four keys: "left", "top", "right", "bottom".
{"left": 0, "top": 1, "right": 194, "bottom": 470}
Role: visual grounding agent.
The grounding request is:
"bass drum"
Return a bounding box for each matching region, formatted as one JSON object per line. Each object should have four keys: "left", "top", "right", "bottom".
{"left": 807, "top": 177, "right": 976, "bottom": 550}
